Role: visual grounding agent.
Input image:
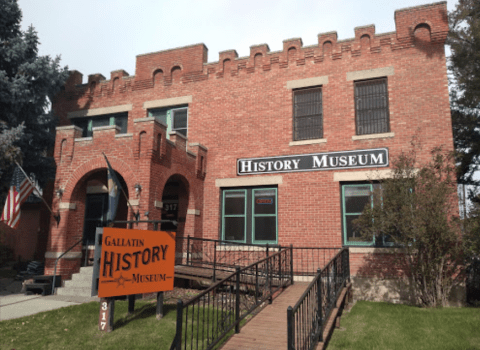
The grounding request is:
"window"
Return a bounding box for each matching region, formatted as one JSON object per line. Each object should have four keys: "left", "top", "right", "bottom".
{"left": 148, "top": 105, "right": 188, "bottom": 138}
{"left": 221, "top": 187, "right": 277, "bottom": 244}
{"left": 293, "top": 87, "right": 323, "bottom": 141}
{"left": 341, "top": 183, "right": 392, "bottom": 246}
{"left": 354, "top": 78, "right": 389, "bottom": 135}
{"left": 72, "top": 112, "right": 128, "bottom": 137}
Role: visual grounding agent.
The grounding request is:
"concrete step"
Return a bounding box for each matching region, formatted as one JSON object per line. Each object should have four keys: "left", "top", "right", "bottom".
{"left": 55, "top": 266, "right": 94, "bottom": 297}
{"left": 78, "top": 266, "right": 94, "bottom": 275}
{"left": 64, "top": 279, "right": 92, "bottom": 289}
{"left": 71, "top": 272, "right": 94, "bottom": 282}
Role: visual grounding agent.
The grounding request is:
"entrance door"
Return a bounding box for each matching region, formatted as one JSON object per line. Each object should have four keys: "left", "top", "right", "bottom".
{"left": 83, "top": 194, "right": 108, "bottom": 245}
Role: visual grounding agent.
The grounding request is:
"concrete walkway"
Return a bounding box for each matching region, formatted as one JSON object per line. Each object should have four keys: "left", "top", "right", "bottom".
{"left": 0, "top": 277, "right": 99, "bottom": 321}
{"left": 221, "top": 282, "right": 308, "bottom": 350}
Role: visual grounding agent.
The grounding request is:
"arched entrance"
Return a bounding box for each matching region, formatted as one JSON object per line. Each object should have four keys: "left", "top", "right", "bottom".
{"left": 81, "top": 169, "right": 128, "bottom": 246}
{"left": 160, "top": 175, "right": 189, "bottom": 235}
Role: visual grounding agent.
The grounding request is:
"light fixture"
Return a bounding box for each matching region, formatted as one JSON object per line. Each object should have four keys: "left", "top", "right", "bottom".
{"left": 134, "top": 183, "right": 142, "bottom": 196}
{"left": 55, "top": 188, "right": 64, "bottom": 198}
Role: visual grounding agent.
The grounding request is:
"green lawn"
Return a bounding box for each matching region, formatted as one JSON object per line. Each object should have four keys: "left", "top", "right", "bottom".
{"left": 0, "top": 300, "right": 178, "bottom": 350}
{"left": 0, "top": 298, "right": 240, "bottom": 350}
{"left": 328, "top": 301, "right": 480, "bottom": 350}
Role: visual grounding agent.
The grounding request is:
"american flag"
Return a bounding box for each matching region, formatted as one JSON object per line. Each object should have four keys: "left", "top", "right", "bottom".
{"left": 1, "top": 172, "right": 36, "bottom": 229}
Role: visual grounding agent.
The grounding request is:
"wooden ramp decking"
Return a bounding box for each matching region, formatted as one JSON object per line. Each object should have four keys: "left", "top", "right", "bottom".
{"left": 220, "top": 282, "right": 309, "bottom": 350}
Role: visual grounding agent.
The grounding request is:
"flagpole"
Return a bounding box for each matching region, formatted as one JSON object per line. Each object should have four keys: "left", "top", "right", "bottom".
{"left": 102, "top": 153, "right": 140, "bottom": 221}
{"left": 14, "top": 160, "right": 61, "bottom": 225}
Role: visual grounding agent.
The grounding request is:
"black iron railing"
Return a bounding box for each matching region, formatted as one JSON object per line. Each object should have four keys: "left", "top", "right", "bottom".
{"left": 175, "top": 236, "right": 341, "bottom": 281}
{"left": 287, "top": 248, "right": 350, "bottom": 350}
{"left": 170, "top": 247, "right": 293, "bottom": 350}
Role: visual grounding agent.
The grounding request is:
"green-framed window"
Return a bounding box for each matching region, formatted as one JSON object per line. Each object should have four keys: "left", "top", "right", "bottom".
{"left": 222, "top": 189, "right": 247, "bottom": 243}
{"left": 221, "top": 187, "right": 278, "bottom": 244}
{"left": 341, "top": 183, "right": 392, "bottom": 246}
{"left": 148, "top": 105, "right": 188, "bottom": 138}
{"left": 72, "top": 112, "right": 128, "bottom": 138}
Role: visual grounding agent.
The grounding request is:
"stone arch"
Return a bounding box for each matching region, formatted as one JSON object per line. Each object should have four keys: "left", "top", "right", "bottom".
{"left": 414, "top": 23, "right": 431, "bottom": 43}
{"left": 288, "top": 46, "right": 297, "bottom": 61}
{"left": 153, "top": 69, "right": 164, "bottom": 86}
{"left": 69, "top": 168, "right": 130, "bottom": 245}
{"left": 62, "top": 156, "right": 135, "bottom": 202}
{"left": 254, "top": 53, "right": 263, "bottom": 67}
{"left": 360, "top": 34, "right": 371, "bottom": 51}
{"left": 159, "top": 174, "right": 190, "bottom": 235}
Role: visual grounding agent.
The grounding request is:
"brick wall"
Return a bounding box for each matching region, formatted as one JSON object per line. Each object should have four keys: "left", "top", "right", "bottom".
{"left": 49, "top": 2, "right": 454, "bottom": 280}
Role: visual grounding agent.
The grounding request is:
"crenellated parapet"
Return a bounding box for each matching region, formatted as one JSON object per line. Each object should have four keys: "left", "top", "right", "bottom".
{"left": 60, "top": 2, "right": 448, "bottom": 97}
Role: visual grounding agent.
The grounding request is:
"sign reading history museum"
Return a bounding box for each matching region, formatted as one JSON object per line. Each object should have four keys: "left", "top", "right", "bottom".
{"left": 237, "top": 148, "right": 388, "bottom": 175}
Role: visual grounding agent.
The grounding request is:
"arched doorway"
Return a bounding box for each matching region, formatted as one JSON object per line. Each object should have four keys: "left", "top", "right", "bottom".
{"left": 160, "top": 175, "right": 189, "bottom": 234}
{"left": 81, "top": 169, "right": 128, "bottom": 246}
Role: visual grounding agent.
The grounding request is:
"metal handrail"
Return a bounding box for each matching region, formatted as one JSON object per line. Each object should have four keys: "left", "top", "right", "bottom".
{"left": 52, "top": 237, "right": 83, "bottom": 295}
{"left": 170, "top": 247, "right": 293, "bottom": 350}
{"left": 287, "top": 248, "right": 350, "bottom": 350}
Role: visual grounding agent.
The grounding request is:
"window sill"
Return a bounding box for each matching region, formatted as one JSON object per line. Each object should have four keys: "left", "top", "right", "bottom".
{"left": 289, "top": 138, "right": 327, "bottom": 146}
{"left": 352, "top": 132, "right": 394, "bottom": 141}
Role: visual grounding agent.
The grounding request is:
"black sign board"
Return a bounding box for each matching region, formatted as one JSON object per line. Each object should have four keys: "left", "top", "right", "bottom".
{"left": 237, "top": 148, "right": 388, "bottom": 175}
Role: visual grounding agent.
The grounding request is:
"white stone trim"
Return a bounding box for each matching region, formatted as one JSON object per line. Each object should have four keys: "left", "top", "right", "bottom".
{"left": 154, "top": 201, "right": 163, "bottom": 209}
{"left": 286, "top": 75, "right": 329, "bottom": 89}
{"left": 169, "top": 131, "right": 187, "bottom": 140}
{"left": 59, "top": 202, "right": 76, "bottom": 210}
{"left": 45, "top": 251, "right": 82, "bottom": 259}
{"left": 56, "top": 125, "right": 82, "bottom": 132}
{"left": 352, "top": 132, "right": 395, "bottom": 141}
{"left": 189, "top": 142, "right": 208, "bottom": 150}
{"left": 143, "top": 96, "right": 192, "bottom": 109}
{"left": 215, "top": 175, "right": 283, "bottom": 187}
{"left": 75, "top": 137, "right": 93, "bottom": 142}
{"left": 289, "top": 138, "right": 327, "bottom": 146}
{"left": 187, "top": 209, "right": 201, "bottom": 216}
{"left": 346, "top": 66, "right": 394, "bottom": 81}
{"left": 115, "top": 133, "right": 133, "bottom": 138}
{"left": 333, "top": 169, "right": 394, "bottom": 182}
{"left": 349, "top": 247, "right": 403, "bottom": 254}
{"left": 67, "top": 104, "right": 133, "bottom": 119}
{"left": 134, "top": 117, "right": 155, "bottom": 123}
{"left": 129, "top": 199, "right": 140, "bottom": 206}
{"left": 92, "top": 125, "right": 120, "bottom": 132}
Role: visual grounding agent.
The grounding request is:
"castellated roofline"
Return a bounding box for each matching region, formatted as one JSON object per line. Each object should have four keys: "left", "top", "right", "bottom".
{"left": 64, "top": 1, "right": 447, "bottom": 89}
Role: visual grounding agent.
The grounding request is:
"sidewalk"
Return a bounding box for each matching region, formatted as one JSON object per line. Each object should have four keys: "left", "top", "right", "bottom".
{"left": 0, "top": 277, "right": 99, "bottom": 321}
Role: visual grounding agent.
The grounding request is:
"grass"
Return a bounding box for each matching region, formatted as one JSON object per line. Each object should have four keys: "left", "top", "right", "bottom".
{"left": 0, "top": 300, "right": 179, "bottom": 350}
{"left": 0, "top": 298, "right": 243, "bottom": 350}
{"left": 328, "top": 301, "right": 480, "bottom": 350}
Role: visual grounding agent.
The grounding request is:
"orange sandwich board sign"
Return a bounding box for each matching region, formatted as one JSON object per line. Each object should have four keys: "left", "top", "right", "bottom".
{"left": 98, "top": 227, "right": 176, "bottom": 298}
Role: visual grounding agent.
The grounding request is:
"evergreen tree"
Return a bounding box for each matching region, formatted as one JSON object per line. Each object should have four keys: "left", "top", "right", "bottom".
{"left": 448, "top": 0, "right": 480, "bottom": 184}
{"left": 0, "top": 0, "right": 68, "bottom": 199}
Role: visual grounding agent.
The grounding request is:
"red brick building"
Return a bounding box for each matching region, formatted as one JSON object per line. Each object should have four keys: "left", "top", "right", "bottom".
{"left": 45, "top": 2, "right": 457, "bottom": 302}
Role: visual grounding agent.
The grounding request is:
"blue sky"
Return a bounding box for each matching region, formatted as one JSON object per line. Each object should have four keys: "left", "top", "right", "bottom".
{"left": 17, "top": 0, "right": 458, "bottom": 83}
